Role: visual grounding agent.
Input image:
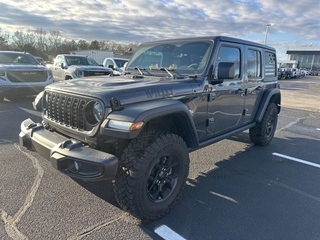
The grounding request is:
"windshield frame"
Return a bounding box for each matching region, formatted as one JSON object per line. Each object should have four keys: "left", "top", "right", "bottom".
{"left": 0, "top": 52, "right": 39, "bottom": 65}
{"left": 126, "top": 39, "right": 213, "bottom": 77}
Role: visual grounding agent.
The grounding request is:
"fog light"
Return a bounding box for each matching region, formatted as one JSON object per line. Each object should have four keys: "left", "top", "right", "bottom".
{"left": 74, "top": 161, "right": 80, "bottom": 171}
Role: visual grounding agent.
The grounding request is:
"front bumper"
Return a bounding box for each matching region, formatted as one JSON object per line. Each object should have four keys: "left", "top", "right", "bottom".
{"left": 19, "top": 118, "right": 118, "bottom": 181}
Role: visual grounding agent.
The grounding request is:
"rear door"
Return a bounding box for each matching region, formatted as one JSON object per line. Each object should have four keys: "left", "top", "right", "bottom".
{"left": 241, "top": 46, "right": 263, "bottom": 123}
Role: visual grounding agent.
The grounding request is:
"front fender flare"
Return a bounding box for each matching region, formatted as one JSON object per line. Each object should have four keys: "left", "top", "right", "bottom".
{"left": 100, "top": 99, "right": 199, "bottom": 145}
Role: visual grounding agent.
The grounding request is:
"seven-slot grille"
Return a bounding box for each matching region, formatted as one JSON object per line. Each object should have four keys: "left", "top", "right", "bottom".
{"left": 45, "top": 92, "right": 91, "bottom": 131}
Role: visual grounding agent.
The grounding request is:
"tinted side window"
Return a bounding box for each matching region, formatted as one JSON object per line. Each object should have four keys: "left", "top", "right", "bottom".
{"left": 247, "top": 49, "right": 261, "bottom": 78}
{"left": 214, "top": 46, "right": 241, "bottom": 79}
{"left": 86, "top": 58, "right": 98, "bottom": 66}
{"left": 265, "top": 51, "right": 277, "bottom": 78}
{"left": 106, "top": 60, "right": 113, "bottom": 67}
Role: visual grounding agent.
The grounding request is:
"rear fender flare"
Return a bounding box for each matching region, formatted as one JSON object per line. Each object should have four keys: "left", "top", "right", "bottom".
{"left": 255, "top": 88, "right": 281, "bottom": 122}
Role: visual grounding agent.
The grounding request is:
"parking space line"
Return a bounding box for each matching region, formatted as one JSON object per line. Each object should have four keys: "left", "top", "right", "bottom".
{"left": 155, "top": 225, "right": 186, "bottom": 240}
{"left": 272, "top": 152, "right": 320, "bottom": 169}
{"left": 276, "top": 118, "right": 302, "bottom": 133}
{"left": 280, "top": 87, "right": 303, "bottom": 90}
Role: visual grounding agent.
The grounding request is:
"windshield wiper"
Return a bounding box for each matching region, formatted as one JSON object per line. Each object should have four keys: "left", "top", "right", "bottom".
{"left": 133, "top": 67, "right": 156, "bottom": 77}
{"left": 159, "top": 67, "right": 174, "bottom": 78}
{"left": 128, "top": 66, "right": 185, "bottom": 79}
{"left": 134, "top": 67, "right": 144, "bottom": 75}
{"left": 159, "top": 67, "right": 185, "bottom": 79}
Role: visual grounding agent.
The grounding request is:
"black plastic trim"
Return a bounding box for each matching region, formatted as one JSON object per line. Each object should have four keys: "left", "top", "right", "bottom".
{"left": 19, "top": 118, "right": 118, "bottom": 181}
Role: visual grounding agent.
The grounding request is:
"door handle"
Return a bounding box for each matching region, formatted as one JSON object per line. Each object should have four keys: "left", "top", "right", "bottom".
{"left": 208, "top": 93, "right": 216, "bottom": 101}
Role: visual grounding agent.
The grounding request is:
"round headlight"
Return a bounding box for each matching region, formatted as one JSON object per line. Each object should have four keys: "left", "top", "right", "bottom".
{"left": 85, "top": 101, "right": 104, "bottom": 125}
{"left": 93, "top": 102, "right": 103, "bottom": 122}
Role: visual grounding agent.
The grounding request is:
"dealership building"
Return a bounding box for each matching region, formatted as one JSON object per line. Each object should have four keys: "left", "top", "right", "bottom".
{"left": 281, "top": 47, "right": 320, "bottom": 70}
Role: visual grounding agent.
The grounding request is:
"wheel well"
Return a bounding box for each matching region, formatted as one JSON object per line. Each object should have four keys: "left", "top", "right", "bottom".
{"left": 270, "top": 92, "right": 281, "bottom": 113}
{"left": 143, "top": 113, "right": 198, "bottom": 149}
{"left": 65, "top": 75, "right": 72, "bottom": 80}
{"left": 255, "top": 90, "right": 281, "bottom": 123}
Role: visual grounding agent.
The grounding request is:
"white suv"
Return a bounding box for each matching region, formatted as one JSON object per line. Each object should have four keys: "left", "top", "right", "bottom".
{"left": 0, "top": 51, "right": 53, "bottom": 101}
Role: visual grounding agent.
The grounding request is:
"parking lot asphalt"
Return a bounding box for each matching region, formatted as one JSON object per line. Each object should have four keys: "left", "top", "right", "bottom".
{"left": 1, "top": 76, "right": 320, "bottom": 240}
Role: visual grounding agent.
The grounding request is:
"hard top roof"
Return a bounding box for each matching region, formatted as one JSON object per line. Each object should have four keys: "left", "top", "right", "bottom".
{"left": 140, "top": 36, "right": 275, "bottom": 51}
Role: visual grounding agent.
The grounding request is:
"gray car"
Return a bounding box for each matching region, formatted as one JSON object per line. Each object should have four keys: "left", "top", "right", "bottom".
{"left": 0, "top": 51, "right": 53, "bottom": 101}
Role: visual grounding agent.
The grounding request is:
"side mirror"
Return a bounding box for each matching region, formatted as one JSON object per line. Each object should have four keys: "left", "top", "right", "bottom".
{"left": 60, "top": 63, "right": 64, "bottom": 69}
{"left": 209, "top": 78, "right": 224, "bottom": 85}
{"left": 217, "top": 62, "right": 235, "bottom": 79}
{"left": 108, "top": 64, "right": 114, "bottom": 69}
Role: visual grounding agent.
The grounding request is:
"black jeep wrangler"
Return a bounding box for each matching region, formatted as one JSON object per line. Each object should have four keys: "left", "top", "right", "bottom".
{"left": 20, "top": 36, "right": 281, "bottom": 221}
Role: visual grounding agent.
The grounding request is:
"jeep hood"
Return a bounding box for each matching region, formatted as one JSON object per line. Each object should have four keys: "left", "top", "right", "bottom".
{"left": 45, "top": 75, "right": 197, "bottom": 107}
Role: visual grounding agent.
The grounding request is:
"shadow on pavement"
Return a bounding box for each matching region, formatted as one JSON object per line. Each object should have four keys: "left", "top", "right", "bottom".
{"left": 147, "top": 136, "right": 320, "bottom": 240}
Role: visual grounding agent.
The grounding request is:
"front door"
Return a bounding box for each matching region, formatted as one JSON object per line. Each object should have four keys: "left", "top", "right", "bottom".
{"left": 206, "top": 44, "right": 245, "bottom": 138}
{"left": 52, "top": 56, "right": 64, "bottom": 82}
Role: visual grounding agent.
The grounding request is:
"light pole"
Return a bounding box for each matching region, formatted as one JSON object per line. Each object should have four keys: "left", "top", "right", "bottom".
{"left": 264, "top": 23, "right": 273, "bottom": 45}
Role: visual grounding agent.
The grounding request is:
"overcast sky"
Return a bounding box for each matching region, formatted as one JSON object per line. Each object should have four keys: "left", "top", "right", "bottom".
{"left": 0, "top": 0, "right": 319, "bottom": 59}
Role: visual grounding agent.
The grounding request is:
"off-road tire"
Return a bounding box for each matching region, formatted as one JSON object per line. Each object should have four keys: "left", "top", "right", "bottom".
{"left": 113, "top": 132, "right": 190, "bottom": 222}
{"left": 249, "top": 102, "right": 278, "bottom": 146}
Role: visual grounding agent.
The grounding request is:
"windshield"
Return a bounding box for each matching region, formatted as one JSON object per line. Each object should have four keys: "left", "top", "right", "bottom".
{"left": 126, "top": 40, "right": 212, "bottom": 75}
{"left": 0, "top": 52, "right": 39, "bottom": 65}
{"left": 35, "top": 57, "right": 45, "bottom": 65}
{"left": 65, "top": 56, "right": 99, "bottom": 66}
{"left": 114, "top": 59, "right": 128, "bottom": 68}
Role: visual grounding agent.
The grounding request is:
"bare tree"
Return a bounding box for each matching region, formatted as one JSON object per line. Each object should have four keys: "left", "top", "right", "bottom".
{"left": 25, "top": 30, "right": 36, "bottom": 46}
{"left": 115, "top": 44, "right": 123, "bottom": 51}
{"left": 0, "top": 37, "right": 8, "bottom": 50}
{"left": 59, "top": 39, "right": 78, "bottom": 54}
{"left": 48, "top": 30, "right": 62, "bottom": 54}
{"left": 78, "top": 39, "right": 89, "bottom": 50}
{"left": 11, "top": 30, "right": 36, "bottom": 52}
{"left": 11, "top": 31, "right": 27, "bottom": 50}
{"left": 98, "top": 40, "right": 105, "bottom": 50}
{"left": 89, "top": 40, "right": 100, "bottom": 50}
{"left": 0, "top": 28, "right": 10, "bottom": 50}
{"left": 68, "top": 40, "right": 78, "bottom": 51}
{"left": 35, "top": 28, "right": 48, "bottom": 55}
{"left": 104, "top": 40, "right": 117, "bottom": 51}
{"left": 1, "top": 27, "right": 136, "bottom": 56}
